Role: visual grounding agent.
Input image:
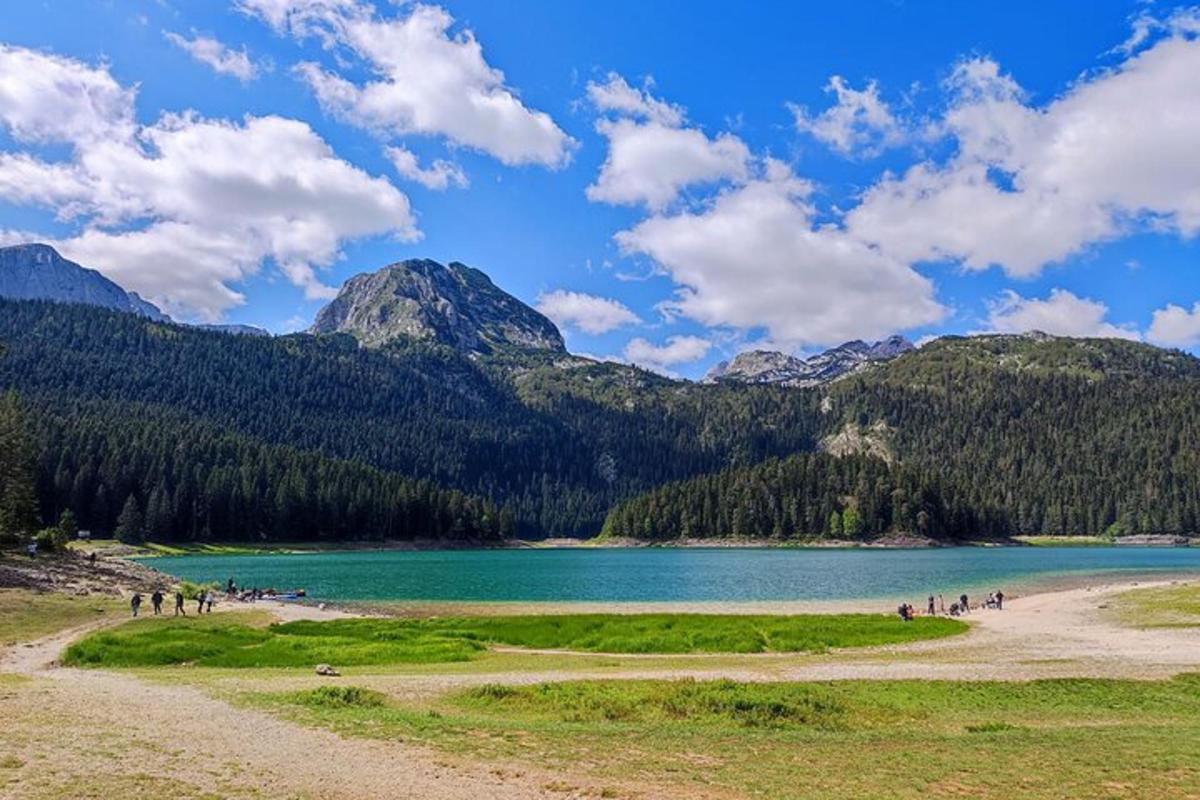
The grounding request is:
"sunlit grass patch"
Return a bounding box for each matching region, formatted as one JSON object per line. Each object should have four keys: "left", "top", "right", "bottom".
{"left": 63, "top": 612, "right": 964, "bottom": 669}
{"left": 1114, "top": 582, "right": 1200, "bottom": 628}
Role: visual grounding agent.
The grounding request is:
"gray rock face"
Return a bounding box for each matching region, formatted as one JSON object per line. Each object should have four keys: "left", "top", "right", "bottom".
{"left": 0, "top": 243, "right": 168, "bottom": 321}
{"left": 311, "top": 258, "right": 565, "bottom": 353}
{"left": 707, "top": 335, "right": 914, "bottom": 387}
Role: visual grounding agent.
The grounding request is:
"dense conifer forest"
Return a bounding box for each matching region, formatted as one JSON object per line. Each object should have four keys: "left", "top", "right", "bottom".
{"left": 3, "top": 300, "right": 1200, "bottom": 542}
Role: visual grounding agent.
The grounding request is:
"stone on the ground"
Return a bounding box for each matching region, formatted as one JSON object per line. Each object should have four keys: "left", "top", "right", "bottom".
{"left": 315, "top": 663, "right": 340, "bottom": 676}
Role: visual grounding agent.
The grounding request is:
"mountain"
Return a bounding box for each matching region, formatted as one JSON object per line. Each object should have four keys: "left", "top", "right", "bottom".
{"left": 2, "top": 251, "right": 1200, "bottom": 544}
{"left": 0, "top": 243, "right": 169, "bottom": 321}
{"left": 605, "top": 332, "right": 1200, "bottom": 542}
{"left": 706, "top": 335, "right": 913, "bottom": 386}
{"left": 311, "top": 258, "right": 565, "bottom": 354}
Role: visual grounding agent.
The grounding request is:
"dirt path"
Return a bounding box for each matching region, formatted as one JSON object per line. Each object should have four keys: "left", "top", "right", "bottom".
{"left": 0, "top": 603, "right": 697, "bottom": 800}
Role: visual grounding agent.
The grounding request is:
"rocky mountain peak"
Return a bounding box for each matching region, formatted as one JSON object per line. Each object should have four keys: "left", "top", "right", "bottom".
{"left": 0, "top": 243, "right": 169, "bottom": 321}
{"left": 706, "top": 335, "right": 914, "bottom": 387}
{"left": 310, "top": 258, "right": 565, "bottom": 354}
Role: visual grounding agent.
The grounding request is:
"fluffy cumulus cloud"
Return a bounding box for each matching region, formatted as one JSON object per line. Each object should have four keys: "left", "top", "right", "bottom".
{"left": 240, "top": 0, "right": 574, "bottom": 168}
{"left": 980, "top": 289, "right": 1140, "bottom": 340}
{"left": 623, "top": 334, "right": 711, "bottom": 374}
{"left": 385, "top": 145, "right": 466, "bottom": 190}
{"left": 615, "top": 160, "right": 946, "bottom": 348}
{"left": 0, "top": 44, "right": 417, "bottom": 319}
{"left": 847, "top": 13, "right": 1200, "bottom": 276}
{"left": 586, "top": 73, "right": 750, "bottom": 210}
{"left": 164, "top": 31, "right": 263, "bottom": 82}
{"left": 1148, "top": 301, "right": 1200, "bottom": 347}
{"left": 790, "top": 76, "right": 902, "bottom": 157}
{"left": 535, "top": 290, "right": 640, "bottom": 335}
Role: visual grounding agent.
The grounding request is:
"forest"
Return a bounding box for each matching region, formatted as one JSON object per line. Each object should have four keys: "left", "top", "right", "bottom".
{"left": 3, "top": 299, "right": 1200, "bottom": 542}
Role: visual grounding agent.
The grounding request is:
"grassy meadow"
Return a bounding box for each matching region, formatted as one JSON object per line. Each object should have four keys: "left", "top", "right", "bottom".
{"left": 256, "top": 676, "right": 1200, "bottom": 799}
{"left": 62, "top": 612, "right": 966, "bottom": 668}
{"left": 1113, "top": 581, "right": 1200, "bottom": 628}
{"left": 0, "top": 589, "right": 121, "bottom": 651}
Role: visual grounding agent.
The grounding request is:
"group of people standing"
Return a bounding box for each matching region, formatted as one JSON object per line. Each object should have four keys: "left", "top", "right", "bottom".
{"left": 899, "top": 590, "right": 1005, "bottom": 621}
{"left": 129, "top": 588, "right": 215, "bottom": 617}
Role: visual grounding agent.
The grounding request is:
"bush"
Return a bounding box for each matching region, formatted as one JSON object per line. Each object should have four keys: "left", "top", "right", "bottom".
{"left": 34, "top": 527, "right": 69, "bottom": 552}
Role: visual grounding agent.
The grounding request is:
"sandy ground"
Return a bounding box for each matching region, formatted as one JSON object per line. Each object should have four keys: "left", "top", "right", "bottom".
{"left": 2, "top": 579, "right": 1199, "bottom": 799}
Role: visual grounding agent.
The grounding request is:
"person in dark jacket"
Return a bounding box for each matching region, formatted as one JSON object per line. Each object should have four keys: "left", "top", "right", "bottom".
{"left": 150, "top": 589, "right": 164, "bottom": 615}
{"left": 130, "top": 593, "right": 142, "bottom": 617}
{"left": 174, "top": 590, "right": 186, "bottom": 616}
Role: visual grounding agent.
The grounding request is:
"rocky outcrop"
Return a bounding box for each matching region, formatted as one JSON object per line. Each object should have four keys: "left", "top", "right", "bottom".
{"left": 0, "top": 243, "right": 169, "bottom": 321}
{"left": 819, "top": 419, "right": 896, "bottom": 463}
{"left": 311, "top": 258, "right": 565, "bottom": 354}
{"left": 706, "top": 335, "right": 914, "bottom": 387}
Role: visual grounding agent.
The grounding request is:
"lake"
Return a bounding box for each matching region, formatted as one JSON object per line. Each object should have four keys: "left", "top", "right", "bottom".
{"left": 146, "top": 546, "right": 1200, "bottom": 603}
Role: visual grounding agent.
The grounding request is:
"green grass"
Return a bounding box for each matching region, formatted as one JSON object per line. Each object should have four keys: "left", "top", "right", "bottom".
{"left": 0, "top": 589, "right": 122, "bottom": 649}
{"left": 1114, "top": 582, "right": 1200, "bottom": 628}
{"left": 62, "top": 613, "right": 965, "bottom": 669}
{"left": 257, "top": 676, "right": 1200, "bottom": 800}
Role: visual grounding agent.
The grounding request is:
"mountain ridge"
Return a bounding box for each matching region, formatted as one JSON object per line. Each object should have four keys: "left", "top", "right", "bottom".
{"left": 706, "top": 335, "right": 915, "bottom": 387}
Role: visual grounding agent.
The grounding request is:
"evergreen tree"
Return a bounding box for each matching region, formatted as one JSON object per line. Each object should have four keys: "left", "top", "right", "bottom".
{"left": 115, "top": 495, "right": 145, "bottom": 544}
{"left": 0, "top": 391, "right": 38, "bottom": 538}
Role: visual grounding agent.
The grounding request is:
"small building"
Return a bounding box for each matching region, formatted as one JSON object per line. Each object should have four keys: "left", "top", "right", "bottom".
{"left": 77, "top": 530, "right": 92, "bottom": 540}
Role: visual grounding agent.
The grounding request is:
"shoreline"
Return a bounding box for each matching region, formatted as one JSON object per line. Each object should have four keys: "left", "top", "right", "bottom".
{"left": 101, "top": 532, "right": 1199, "bottom": 558}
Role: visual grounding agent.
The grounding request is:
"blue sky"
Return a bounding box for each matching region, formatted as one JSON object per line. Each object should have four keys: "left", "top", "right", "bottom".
{"left": 2, "top": 1, "right": 1200, "bottom": 377}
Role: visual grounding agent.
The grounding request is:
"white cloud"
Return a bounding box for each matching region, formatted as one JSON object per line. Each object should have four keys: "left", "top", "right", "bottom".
{"left": 535, "top": 290, "right": 640, "bottom": 335}
{"left": 1148, "top": 301, "right": 1200, "bottom": 347}
{"left": 586, "top": 72, "right": 683, "bottom": 126}
{"left": 0, "top": 45, "right": 417, "bottom": 320}
{"left": 979, "top": 289, "right": 1140, "bottom": 340}
{"left": 623, "top": 334, "right": 711, "bottom": 374}
{"left": 848, "top": 18, "right": 1200, "bottom": 277}
{"left": 385, "top": 145, "right": 466, "bottom": 190}
{"left": 164, "top": 31, "right": 263, "bottom": 82}
{"left": 615, "top": 160, "right": 946, "bottom": 348}
{"left": 241, "top": 0, "right": 574, "bottom": 167}
{"left": 586, "top": 73, "right": 750, "bottom": 210}
{"left": 0, "top": 44, "right": 135, "bottom": 144}
{"left": 790, "top": 76, "right": 902, "bottom": 156}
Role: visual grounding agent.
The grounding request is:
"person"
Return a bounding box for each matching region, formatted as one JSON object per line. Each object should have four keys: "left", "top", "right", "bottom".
{"left": 897, "top": 603, "right": 908, "bottom": 621}
{"left": 996, "top": 590, "right": 1005, "bottom": 610}
{"left": 227, "top": 577, "right": 236, "bottom": 595}
{"left": 205, "top": 590, "right": 214, "bottom": 613}
{"left": 196, "top": 590, "right": 205, "bottom": 615}
{"left": 174, "top": 590, "right": 186, "bottom": 616}
{"left": 938, "top": 594, "right": 946, "bottom": 614}
{"left": 927, "top": 595, "right": 936, "bottom": 615}
{"left": 151, "top": 589, "right": 164, "bottom": 615}
{"left": 130, "top": 592, "right": 142, "bottom": 617}
{"left": 26, "top": 541, "right": 37, "bottom": 558}
{"left": 949, "top": 602, "right": 960, "bottom": 616}
{"left": 960, "top": 593, "right": 970, "bottom": 613}
{"left": 88, "top": 551, "right": 97, "bottom": 566}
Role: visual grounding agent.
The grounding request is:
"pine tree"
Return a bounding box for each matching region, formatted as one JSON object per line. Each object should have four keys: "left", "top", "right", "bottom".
{"left": 116, "top": 495, "right": 145, "bottom": 544}
{"left": 0, "top": 391, "right": 38, "bottom": 538}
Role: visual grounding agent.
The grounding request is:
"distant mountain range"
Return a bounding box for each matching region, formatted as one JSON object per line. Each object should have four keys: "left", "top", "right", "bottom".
{"left": 706, "top": 336, "right": 915, "bottom": 387}
{"left": 0, "top": 244, "right": 268, "bottom": 337}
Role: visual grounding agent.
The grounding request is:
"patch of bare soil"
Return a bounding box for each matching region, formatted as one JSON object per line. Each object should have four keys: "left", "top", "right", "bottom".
{"left": 0, "top": 551, "right": 175, "bottom": 597}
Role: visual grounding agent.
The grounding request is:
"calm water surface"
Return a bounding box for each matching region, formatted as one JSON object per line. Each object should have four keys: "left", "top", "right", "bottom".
{"left": 146, "top": 547, "right": 1200, "bottom": 603}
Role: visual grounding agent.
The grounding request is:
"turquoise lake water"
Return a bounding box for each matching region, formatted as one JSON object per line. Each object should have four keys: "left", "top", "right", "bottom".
{"left": 146, "top": 547, "right": 1200, "bottom": 603}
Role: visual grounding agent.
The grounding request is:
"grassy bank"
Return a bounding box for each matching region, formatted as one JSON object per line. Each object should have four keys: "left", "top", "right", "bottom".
{"left": 258, "top": 676, "right": 1200, "bottom": 799}
{"left": 0, "top": 589, "right": 121, "bottom": 651}
{"left": 1114, "top": 581, "right": 1200, "bottom": 628}
{"left": 62, "top": 612, "right": 966, "bottom": 669}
